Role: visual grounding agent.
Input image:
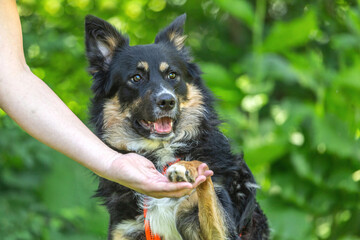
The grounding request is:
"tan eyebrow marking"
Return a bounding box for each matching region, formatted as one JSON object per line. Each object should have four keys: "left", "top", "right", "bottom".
{"left": 159, "top": 62, "right": 169, "bottom": 72}
{"left": 137, "top": 61, "right": 149, "bottom": 71}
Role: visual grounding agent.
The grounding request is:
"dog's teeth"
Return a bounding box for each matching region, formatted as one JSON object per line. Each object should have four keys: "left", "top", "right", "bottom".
{"left": 150, "top": 123, "right": 155, "bottom": 132}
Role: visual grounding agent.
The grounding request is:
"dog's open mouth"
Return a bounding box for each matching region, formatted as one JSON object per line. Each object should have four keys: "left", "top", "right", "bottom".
{"left": 138, "top": 117, "right": 174, "bottom": 135}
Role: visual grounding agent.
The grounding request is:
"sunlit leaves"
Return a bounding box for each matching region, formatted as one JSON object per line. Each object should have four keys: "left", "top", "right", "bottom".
{"left": 263, "top": 10, "right": 317, "bottom": 52}
{"left": 213, "top": 0, "right": 254, "bottom": 27}
{"left": 148, "top": 0, "right": 166, "bottom": 12}
{"left": 241, "top": 94, "right": 268, "bottom": 112}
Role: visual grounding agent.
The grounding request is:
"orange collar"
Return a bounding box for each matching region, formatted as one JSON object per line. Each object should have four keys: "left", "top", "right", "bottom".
{"left": 144, "top": 206, "right": 161, "bottom": 240}
{"left": 144, "top": 158, "right": 181, "bottom": 240}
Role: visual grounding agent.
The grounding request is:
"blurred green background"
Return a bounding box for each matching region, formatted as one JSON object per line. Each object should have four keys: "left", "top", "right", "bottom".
{"left": 1, "top": 0, "right": 359, "bottom": 239}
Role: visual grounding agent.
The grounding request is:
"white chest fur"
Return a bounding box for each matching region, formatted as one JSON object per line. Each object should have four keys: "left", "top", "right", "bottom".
{"left": 142, "top": 144, "right": 187, "bottom": 240}
{"left": 145, "top": 197, "right": 184, "bottom": 240}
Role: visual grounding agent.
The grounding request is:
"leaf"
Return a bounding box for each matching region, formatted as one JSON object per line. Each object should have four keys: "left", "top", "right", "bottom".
{"left": 40, "top": 155, "right": 98, "bottom": 212}
{"left": 290, "top": 152, "right": 311, "bottom": 179}
{"left": 331, "top": 34, "right": 360, "bottom": 51}
{"left": 245, "top": 138, "right": 287, "bottom": 168}
{"left": 213, "top": 0, "right": 254, "bottom": 27}
{"left": 339, "top": 236, "right": 360, "bottom": 240}
{"left": 262, "top": 54, "right": 298, "bottom": 82}
{"left": 327, "top": 169, "right": 359, "bottom": 193}
{"left": 312, "top": 115, "right": 358, "bottom": 159}
{"left": 260, "top": 198, "right": 312, "bottom": 239}
{"left": 334, "top": 60, "right": 360, "bottom": 90}
{"left": 263, "top": 10, "right": 317, "bottom": 52}
{"left": 200, "top": 62, "right": 237, "bottom": 89}
{"left": 211, "top": 87, "right": 243, "bottom": 103}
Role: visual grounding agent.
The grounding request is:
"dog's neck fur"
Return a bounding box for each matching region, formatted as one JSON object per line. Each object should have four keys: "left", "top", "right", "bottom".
{"left": 128, "top": 138, "right": 193, "bottom": 170}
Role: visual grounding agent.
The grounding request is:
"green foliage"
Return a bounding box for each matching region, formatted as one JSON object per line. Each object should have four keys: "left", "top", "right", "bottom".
{"left": 1, "top": 0, "right": 359, "bottom": 239}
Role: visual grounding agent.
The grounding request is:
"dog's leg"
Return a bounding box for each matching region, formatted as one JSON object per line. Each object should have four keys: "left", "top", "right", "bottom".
{"left": 197, "top": 173, "right": 227, "bottom": 239}
{"left": 167, "top": 161, "right": 227, "bottom": 240}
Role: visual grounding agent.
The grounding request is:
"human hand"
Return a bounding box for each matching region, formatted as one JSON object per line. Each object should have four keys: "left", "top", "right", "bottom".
{"left": 102, "top": 153, "right": 213, "bottom": 198}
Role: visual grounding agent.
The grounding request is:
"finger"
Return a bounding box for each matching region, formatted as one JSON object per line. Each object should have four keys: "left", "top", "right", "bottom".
{"left": 147, "top": 184, "right": 193, "bottom": 198}
{"left": 164, "top": 181, "right": 193, "bottom": 191}
{"left": 197, "top": 163, "right": 207, "bottom": 176}
{"left": 203, "top": 170, "right": 214, "bottom": 177}
{"left": 192, "top": 175, "right": 206, "bottom": 188}
{"left": 150, "top": 181, "right": 193, "bottom": 193}
{"left": 191, "top": 164, "right": 213, "bottom": 188}
{"left": 167, "top": 188, "right": 193, "bottom": 198}
{"left": 198, "top": 163, "right": 211, "bottom": 175}
{"left": 196, "top": 163, "right": 213, "bottom": 179}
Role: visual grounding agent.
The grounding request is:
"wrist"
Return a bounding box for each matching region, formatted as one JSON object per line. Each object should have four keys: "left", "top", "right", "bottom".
{"left": 95, "top": 151, "right": 122, "bottom": 180}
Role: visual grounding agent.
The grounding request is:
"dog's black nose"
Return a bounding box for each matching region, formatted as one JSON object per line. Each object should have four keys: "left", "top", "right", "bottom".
{"left": 157, "top": 93, "right": 176, "bottom": 111}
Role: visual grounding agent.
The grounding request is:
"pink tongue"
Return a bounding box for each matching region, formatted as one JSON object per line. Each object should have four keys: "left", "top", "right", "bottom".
{"left": 154, "top": 117, "right": 172, "bottom": 134}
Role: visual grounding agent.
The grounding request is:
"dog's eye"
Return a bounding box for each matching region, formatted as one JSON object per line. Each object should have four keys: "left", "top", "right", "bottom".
{"left": 168, "top": 72, "right": 177, "bottom": 80}
{"left": 131, "top": 74, "right": 142, "bottom": 83}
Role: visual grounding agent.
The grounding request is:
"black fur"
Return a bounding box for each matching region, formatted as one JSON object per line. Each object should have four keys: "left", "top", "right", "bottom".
{"left": 86, "top": 14, "right": 269, "bottom": 240}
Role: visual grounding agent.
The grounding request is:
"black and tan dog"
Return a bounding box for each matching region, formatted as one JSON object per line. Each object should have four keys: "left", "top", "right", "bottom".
{"left": 85, "top": 14, "right": 269, "bottom": 240}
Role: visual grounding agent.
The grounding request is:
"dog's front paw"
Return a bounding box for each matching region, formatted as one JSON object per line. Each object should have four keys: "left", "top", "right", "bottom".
{"left": 166, "top": 161, "right": 199, "bottom": 183}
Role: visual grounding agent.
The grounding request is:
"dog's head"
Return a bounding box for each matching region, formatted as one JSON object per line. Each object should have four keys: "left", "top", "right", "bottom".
{"left": 86, "top": 14, "right": 207, "bottom": 152}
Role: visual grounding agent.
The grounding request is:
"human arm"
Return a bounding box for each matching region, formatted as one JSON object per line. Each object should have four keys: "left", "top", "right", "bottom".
{"left": 0, "top": 0, "right": 212, "bottom": 198}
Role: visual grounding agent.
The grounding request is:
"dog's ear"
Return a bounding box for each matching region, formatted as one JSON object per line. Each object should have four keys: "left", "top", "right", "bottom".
{"left": 85, "top": 15, "right": 128, "bottom": 74}
{"left": 155, "top": 14, "right": 187, "bottom": 51}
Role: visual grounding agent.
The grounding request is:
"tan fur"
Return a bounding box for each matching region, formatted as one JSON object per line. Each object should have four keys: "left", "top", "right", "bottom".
{"left": 159, "top": 62, "right": 169, "bottom": 72}
{"left": 168, "top": 31, "right": 187, "bottom": 50}
{"left": 197, "top": 178, "right": 227, "bottom": 239}
{"left": 179, "top": 83, "right": 204, "bottom": 111}
{"left": 106, "top": 36, "right": 118, "bottom": 51}
{"left": 102, "top": 96, "right": 139, "bottom": 151}
{"left": 173, "top": 161, "right": 227, "bottom": 240}
{"left": 137, "top": 61, "right": 149, "bottom": 71}
{"left": 112, "top": 231, "right": 128, "bottom": 240}
{"left": 103, "top": 96, "right": 126, "bottom": 128}
{"left": 174, "top": 84, "right": 205, "bottom": 142}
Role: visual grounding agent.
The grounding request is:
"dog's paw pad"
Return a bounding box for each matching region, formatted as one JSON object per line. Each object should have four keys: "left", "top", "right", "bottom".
{"left": 167, "top": 164, "right": 195, "bottom": 183}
